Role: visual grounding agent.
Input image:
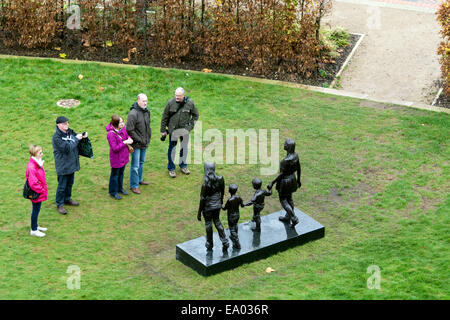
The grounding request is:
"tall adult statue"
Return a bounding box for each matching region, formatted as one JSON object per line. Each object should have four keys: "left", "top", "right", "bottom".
{"left": 267, "top": 138, "right": 301, "bottom": 228}
{"left": 197, "top": 162, "right": 229, "bottom": 251}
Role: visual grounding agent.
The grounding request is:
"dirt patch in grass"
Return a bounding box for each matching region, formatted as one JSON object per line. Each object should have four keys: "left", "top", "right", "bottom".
{"left": 359, "top": 100, "right": 397, "bottom": 111}
{"left": 314, "top": 183, "right": 377, "bottom": 211}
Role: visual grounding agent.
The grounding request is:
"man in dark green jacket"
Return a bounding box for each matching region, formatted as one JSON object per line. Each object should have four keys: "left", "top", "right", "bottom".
{"left": 126, "top": 93, "right": 151, "bottom": 194}
{"left": 160, "top": 87, "right": 199, "bottom": 178}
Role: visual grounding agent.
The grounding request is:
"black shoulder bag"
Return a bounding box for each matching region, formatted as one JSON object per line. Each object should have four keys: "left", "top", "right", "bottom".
{"left": 23, "top": 179, "right": 40, "bottom": 200}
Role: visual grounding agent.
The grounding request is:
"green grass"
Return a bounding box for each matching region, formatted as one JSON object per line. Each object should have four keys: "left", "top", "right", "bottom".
{"left": 0, "top": 56, "right": 449, "bottom": 299}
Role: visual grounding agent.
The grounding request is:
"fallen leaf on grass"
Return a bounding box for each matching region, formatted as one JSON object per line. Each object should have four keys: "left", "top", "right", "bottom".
{"left": 59, "top": 53, "right": 67, "bottom": 59}
{"left": 99, "top": 87, "right": 105, "bottom": 92}
{"left": 265, "top": 267, "right": 276, "bottom": 273}
{"left": 202, "top": 68, "right": 212, "bottom": 73}
{"left": 123, "top": 58, "right": 129, "bottom": 63}
{"left": 78, "top": 74, "right": 83, "bottom": 80}
{"left": 54, "top": 47, "right": 61, "bottom": 51}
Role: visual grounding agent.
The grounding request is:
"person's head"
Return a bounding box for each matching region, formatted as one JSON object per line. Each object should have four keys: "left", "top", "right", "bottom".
{"left": 56, "top": 116, "right": 69, "bottom": 133}
{"left": 175, "top": 87, "right": 185, "bottom": 103}
{"left": 137, "top": 93, "right": 148, "bottom": 109}
{"left": 204, "top": 162, "right": 219, "bottom": 188}
{"left": 284, "top": 138, "right": 295, "bottom": 153}
{"left": 110, "top": 115, "right": 124, "bottom": 130}
{"left": 29, "top": 145, "right": 43, "bottom": 159}
{"left": 252, "top": 178, "right": 262, "bottom": 190}
{"left": 229, "top": 184, "right": 238, "bottom": 195}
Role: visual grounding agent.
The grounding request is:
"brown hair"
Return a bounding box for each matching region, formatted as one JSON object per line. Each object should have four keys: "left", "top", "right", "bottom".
{"left": 110, "top": 115, "right": 121, "bottom": 129}
{"left": 29, "top": 145, "right": 42, "bottom": 157}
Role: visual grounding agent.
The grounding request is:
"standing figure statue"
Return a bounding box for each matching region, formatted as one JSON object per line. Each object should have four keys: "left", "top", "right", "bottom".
{"left": 267, "top": 138, "right": 301, "bottom": 228}
{"left": 222, "top": 184, "right": 245, "bottom": 250}
{"left": 198, "top": 162, "right": 230, "bottom": 251}
{"left": 245, "top": 178, "right": 272, "bottom": 232}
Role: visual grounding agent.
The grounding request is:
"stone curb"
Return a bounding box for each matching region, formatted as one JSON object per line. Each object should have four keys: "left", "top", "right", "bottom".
{"left": 330, "top": 32, "right": 366, "bottom": 88}
{"left": 1, "top": 54, "right": 448, "bottom": 114}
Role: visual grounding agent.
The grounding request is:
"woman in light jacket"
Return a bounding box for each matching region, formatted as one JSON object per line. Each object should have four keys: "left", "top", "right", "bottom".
{"left": 106, "top": 115, "right": 133, "bottom": 200}
{"left": 26, "top": 145, "right": 48, "bottom": 237}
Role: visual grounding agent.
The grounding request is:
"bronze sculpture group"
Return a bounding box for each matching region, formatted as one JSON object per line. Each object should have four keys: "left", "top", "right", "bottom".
{"left": 197, "top": 138, "right": 302, "bottom": 251}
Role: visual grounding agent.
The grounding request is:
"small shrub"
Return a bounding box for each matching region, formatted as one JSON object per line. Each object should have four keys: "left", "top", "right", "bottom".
{"left": 328, "top": 27, "right": 349, "bottom": 47}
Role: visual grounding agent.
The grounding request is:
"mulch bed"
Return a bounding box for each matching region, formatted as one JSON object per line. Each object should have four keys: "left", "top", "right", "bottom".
{"left": 0, "top": 33, "right": 361, "bottom": 88}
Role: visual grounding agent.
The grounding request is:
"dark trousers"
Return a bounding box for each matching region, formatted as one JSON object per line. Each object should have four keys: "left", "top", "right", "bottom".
{"left": 56, "top": 173, "right": 74, "bottom": 207}
{"left": 228, "top": 213, "right": 240, "bottom": 246}
{"left": 31, "top": 202, "right": 42, "bottom": 231}
{"left": 280, "top": 193, "right": 298, "bottom": 223}
{"left": 203, "top": 209, "right": 229, "bottom": 249}
{"left": 109, "top": 165, "right": 126, "bottom": 195}
{"left": 252, "top": 207, "right": 263, "bottom": 229}
{"left": 168, "top": 134, "right": 189, "bottom": 171}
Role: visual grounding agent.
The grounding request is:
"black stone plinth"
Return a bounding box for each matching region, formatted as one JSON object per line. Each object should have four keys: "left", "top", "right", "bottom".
{"left": 176, "top": 208, "right": 325, "bottom": 276}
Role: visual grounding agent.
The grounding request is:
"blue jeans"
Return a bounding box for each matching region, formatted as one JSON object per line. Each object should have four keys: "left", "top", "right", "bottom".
{"left": 109, "top": 165, "right": 126, "bottom": 195}
{"left": 31, "top": 202, "right": 42, "bottom": 231}
{"left": 130, "top": 148, "right": 147, "bottom": 189}
{"left": 56, "top": 173, "right": 74, "bottom": 207}
{"left": 168, "top": 134, "right": 189, "bottom": 171}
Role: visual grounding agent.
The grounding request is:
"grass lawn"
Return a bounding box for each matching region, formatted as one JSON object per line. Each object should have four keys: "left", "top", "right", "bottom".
{"left": 0, "top": 56, "right": 448, "bottom": 300}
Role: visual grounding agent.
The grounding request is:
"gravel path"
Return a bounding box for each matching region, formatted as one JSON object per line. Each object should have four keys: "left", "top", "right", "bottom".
{"left": 323, "top": 0, "right": 442, "bottom": 104}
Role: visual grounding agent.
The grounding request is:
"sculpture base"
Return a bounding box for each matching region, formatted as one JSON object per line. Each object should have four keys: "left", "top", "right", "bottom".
{"left": 176, "top": 208, "right": 325, "bottom": 276}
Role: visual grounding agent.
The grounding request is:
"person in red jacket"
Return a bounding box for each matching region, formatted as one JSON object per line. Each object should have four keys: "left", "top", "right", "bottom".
{"left": 26, "top": 145, "right": 48, "bottom": 237}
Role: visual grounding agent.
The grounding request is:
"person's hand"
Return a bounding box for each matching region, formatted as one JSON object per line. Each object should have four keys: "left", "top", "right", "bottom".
{"left": 267, "top": 182, "right": 273, "bottom": 190}
{"left": 83, "top": 132, "right": 88, "bottom": 138}
{"left": 161, "top": 132, "right": 167, "bottom": 138}
{"left": 76, "top": 134, "right": 83, "bottom": 140}
{"left": 124, "top": 138, "right": 132, "bottom": 144}
{"left": 297, "top": 180, "right": 301, "bottom": 188}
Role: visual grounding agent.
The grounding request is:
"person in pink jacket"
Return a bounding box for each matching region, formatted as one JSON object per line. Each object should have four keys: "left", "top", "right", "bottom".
{"left": 26, "top": 145, "right": 48, "bottom": 237}
{"left": 106, "top": 115, "right": 133, "bottom": 200}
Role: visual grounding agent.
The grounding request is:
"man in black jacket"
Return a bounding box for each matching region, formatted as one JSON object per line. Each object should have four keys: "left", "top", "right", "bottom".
{"left": 126, "top": 94, "right": 151, "bottom": 194}
{"left": 160, "top": 87, "right": 199, "bottom": 178}
{"left": 52, "top": 116, "right": 87, "bottom": 215}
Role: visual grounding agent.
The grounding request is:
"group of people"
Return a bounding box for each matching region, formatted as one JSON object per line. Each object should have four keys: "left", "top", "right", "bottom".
{"left": 25, "top": 84, "right": 302, "bottom": 253}
{"left": 25, "top": 87, "right": 199, "bottom": 237}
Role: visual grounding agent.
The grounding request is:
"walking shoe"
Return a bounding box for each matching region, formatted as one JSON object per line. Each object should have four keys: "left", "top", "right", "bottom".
{"left": 37, "top": 226, "right": 47, "bottom": 232}
{"left": 139, "top": 181, "right": 149, "bottom": 185}
{"left": 57, "top": 206, "right": 67, "bottom": 215}
{"left": 180, "top": 167, "right": 190, "bottom": 175}
{"left": 30, "top": 230, "right": 46, "bottom": 237}
{"left": 222, "top": 242, "right": 230, "bottom": 251}
{"left": 130, "top": 188, "right": 141, "bottom": 194}
{"left": 290, "top": 218, "right": 299, "bottom": 228}
{"left": 119, "top": 189, "right": 129, "bottom": 195}
{"left": 65, "top": 199, "right": 79, "bottom": 206}
{"left": 110, "top": 193, "right": 123, "bottom": 200}
{"left": 279, "top": 215, "right": 290, "bottom": 223}
{"left": 169, "top": 171, "right": 176, "bottom": 178}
